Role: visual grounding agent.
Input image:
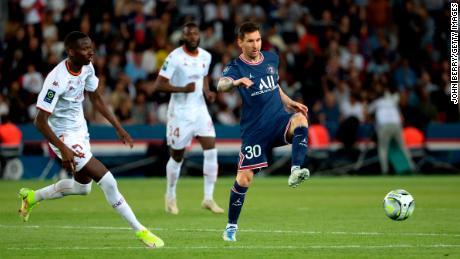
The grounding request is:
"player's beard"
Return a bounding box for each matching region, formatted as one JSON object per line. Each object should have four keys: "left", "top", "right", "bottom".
{"left": 184, "top": 39, "right": 200, "bottom": 52}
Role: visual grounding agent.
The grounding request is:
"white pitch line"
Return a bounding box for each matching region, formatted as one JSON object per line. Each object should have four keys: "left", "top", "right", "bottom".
{"left": 1, "top": 224, "right": 460, "bottom": 238}
{"left": 6, "top": 244, "right": 460, "bottom": 251}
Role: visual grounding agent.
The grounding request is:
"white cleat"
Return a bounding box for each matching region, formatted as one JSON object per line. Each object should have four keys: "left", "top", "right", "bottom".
{"left": 165, "top": 196, "right": 179, "bottom": 215}
{"left": 288, "top": 168, "right": 310, "bottom": 188}
{"left": 201, "top": 199, "right": 224, "bottom": 214}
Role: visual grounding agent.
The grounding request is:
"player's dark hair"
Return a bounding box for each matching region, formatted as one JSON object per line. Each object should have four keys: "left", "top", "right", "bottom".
{"left": 183, "top": 22, "right": 199, "bottom": 32}
{"left": 64, "top": 31, "right": 89, "bottom": 50}
{"left": 237, "top": 22, "right": 260, "bottom": 40}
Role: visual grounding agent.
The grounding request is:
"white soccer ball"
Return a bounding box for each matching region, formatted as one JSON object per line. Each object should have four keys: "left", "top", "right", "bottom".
{"left": 383, "top": 189, "right": 415, "bottom": 221}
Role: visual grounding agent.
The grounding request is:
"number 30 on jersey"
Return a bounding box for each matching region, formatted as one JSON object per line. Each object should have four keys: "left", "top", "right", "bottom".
{"left": 244, "top": 145, "right": 261, "bottom": 159}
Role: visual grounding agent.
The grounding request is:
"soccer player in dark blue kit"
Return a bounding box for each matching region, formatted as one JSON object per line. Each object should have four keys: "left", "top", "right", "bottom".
{"left": 217, "top": 22, "right": 310, "bottom": 241}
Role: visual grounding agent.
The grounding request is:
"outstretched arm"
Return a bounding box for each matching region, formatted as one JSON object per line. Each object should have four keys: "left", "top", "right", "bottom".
{"left": 217, "top": 77, "right": 253, "bottom": 92}
{"left": 279, "top": 87, "right": 308, "bottom": 115}
{"left": 153, "top": 75, "right": 195, "bottom": 93}
{"left": 88, "top": 87, "right": 133, "bottom": 148}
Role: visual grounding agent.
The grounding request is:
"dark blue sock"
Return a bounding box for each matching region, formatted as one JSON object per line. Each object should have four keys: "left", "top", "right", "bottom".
{"left": 292, "top": 126, "right": 309, "bottom": 167}
{"left": 228, "top": 181, "right": 248, "bottom": 224}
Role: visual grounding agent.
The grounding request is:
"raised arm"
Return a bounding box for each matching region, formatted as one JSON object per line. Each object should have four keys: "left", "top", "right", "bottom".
{"left": 153, "top": 75, "right": 195, "bottom": 93}
{"left": 88, "top": 87, "right": 133, "bottom": 148}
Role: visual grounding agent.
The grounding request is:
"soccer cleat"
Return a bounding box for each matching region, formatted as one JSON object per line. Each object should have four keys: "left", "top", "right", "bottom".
{"left": 222, "top": 226, "right": 237, "bottom": 241}
{"left": 165, "top": 195, "right": 179, "bottom": 215}
{"left": 136, "top": 229, "right": 164, "bottom": 248}
{"left": 18, "top": 188, "right": 38, "bottom": 222}
{"left": 201, "top": 199, "right": 224, "bottom": 214}
{"left": 288, "top": 168, "right": 310, "bottom": 188}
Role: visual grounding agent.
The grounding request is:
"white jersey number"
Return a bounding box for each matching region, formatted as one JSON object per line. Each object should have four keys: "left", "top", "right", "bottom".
{"left": 244, "top": 145, "right": 261, "bottom": 159}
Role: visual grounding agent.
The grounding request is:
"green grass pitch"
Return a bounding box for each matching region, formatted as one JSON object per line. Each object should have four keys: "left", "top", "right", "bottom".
{"left": 0, "top": 176, "right": 459, "bottom": 258}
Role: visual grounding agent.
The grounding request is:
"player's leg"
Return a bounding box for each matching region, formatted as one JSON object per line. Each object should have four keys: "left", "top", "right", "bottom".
{"left": 165, "top": 148, "right": 184, "bottom": 214}
{"left": 197, "top": 136, "right": 224, "bottom": 213}
{"left": 165, "top": 120, "right": 194, "bottom": 214}
{"left": 377, "top": 126, "right": 391, "bottom": 174}
{"left": 223, "top": 169, "right": 253, "bottom": 241}
{"left": 18, "top": 173, "right": 92, "bottom": 222}
{"left": 393, "top": 125, "right": 416, "bottom": 172}
{"left": 80, "top": 157, "right": 164, "bottom": 248}
{"left": 18, "top": 137, "right": 94, "bottom": 222}
{"left": 286, "top": 113, "right": 310, "bottom": 187}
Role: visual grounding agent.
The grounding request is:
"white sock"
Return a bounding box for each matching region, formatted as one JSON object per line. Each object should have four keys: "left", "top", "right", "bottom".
{"left": 226, "top": 223, "right": 238, "bottom": 229}
{"left": 166, "top": 157, "right": 182, "bottom": 199}
{"left": 97, "top": 172, "right": 144, "bottom": 232}
{"left": 203, "top": 148, "right": 218, "bottom": 200}
{"left": 291, "top": 166, "right": 300, "bottom": 173}
{"left": 35, "top": 179, "right": 92, "bottom": 202}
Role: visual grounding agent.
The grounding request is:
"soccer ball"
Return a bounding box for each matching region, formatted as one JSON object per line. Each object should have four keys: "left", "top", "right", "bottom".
{"left": 383, "top": 189, "right": 415, "bottom": 220}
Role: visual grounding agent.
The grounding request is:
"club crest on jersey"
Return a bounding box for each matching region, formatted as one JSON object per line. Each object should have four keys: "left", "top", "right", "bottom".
{"left": 44, "top": 89, "right": 56, "bottom": 103}
{"left": 266, "top": 64, "right": 275, "bottom": 75}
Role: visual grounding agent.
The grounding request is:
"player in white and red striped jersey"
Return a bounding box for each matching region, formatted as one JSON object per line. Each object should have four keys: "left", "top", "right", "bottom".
{"left": 18, "top": 31, "right": 164, "bottom": 248}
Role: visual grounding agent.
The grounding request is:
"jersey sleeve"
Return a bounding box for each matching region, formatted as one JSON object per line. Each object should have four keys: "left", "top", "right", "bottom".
{"left": 203, "top": 52, "right": 212, "bottom": 76}
{"left": 84, "top": 63, "right": 99, "bottom": 92}
{"left": 36, "top": 71, "right": 65, "bottom": 113}
{"left": 158, "top": 53, "right": 177, "bottom": 79}
{"left": 221, "top": 62, "right": 240, "bottom": 81}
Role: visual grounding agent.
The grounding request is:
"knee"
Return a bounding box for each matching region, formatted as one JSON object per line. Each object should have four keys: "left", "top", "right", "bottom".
{"left": 291, "top": 113, "right": 308, "bottom": 129}
{"left": 203, "top": 148, "right": 218, "bottom": 164}
{"left": 236, "top": 171, "right": 253, "bottom": 187}
{"left": 97, "top": 172, "right": 118, "bottom": 191}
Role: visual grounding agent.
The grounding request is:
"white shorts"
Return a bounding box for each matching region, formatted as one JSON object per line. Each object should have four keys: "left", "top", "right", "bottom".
{"left": 49, "top": 133, "right": 93, "bottom": 172}
{"left": 166, "top": 113, "right": 216, "bottom": 150}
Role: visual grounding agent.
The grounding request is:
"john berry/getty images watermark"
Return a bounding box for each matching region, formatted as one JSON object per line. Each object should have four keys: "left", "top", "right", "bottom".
{"left": 451, "top": 2, "right": 459, "bottom": 104}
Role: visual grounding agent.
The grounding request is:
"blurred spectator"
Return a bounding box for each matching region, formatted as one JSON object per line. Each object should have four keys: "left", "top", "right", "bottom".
{"left": 22, "top": 63, "right": 43, "bottom": 98}
{"left": 393, "top": 58, "right": 417, "bottom": 91}
{"left": 339, "top": 37, "right": 364, "bottom": 72}
{"left": 336, "top": 91, "right": 364, "bottom": 150}
{"left": 132, "top": 91, "right": 154, "bottom": 124}
{"left": 115, "top": 97, "right": 134, "bottom": 124}
{"left": 367, "top": 86, "right": 415, "bottom": 174}
{"left": 124, "top": 48, "right": 147, "bottom": 84}
{"left": 0, "top": 95, "right": 9, "bottom": 117}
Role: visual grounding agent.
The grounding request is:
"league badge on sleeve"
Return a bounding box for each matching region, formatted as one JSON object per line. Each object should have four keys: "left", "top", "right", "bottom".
{"left": 44, "top": 89, "right": 56, "bottom": 104}
{"left": 162, "top": 61, "right": 169, "bottom": 71}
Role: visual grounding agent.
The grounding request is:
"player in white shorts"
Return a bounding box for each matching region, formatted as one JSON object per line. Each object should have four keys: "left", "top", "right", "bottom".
{"left": 153, "top": 22, "right": 224, "bottom": 215}
{"left": 17, "top": 31, "right": 164, "bottom": 248}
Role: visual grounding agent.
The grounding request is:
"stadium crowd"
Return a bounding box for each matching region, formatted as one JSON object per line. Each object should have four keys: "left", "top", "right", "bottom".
{"left": 0, "top": 0, "right": 458, "bottom": 135}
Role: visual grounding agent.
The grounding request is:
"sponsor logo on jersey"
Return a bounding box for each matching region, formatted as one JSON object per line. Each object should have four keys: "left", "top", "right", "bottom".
{"left": 251, "top": 75, "right": 278, "bottom": 96}
{"left": 44, "top": 89, "right": 56, "bottom": 103}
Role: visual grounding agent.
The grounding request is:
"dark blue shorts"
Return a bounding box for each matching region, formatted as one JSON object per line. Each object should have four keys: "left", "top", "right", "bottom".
{"left": 238, "top": 113, "right": 293, "bottom": 171}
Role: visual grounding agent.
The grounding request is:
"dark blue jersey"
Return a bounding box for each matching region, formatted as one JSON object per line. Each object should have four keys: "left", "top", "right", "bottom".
{"left": 222, "top": 51, "right": 290, "bottom": 138}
